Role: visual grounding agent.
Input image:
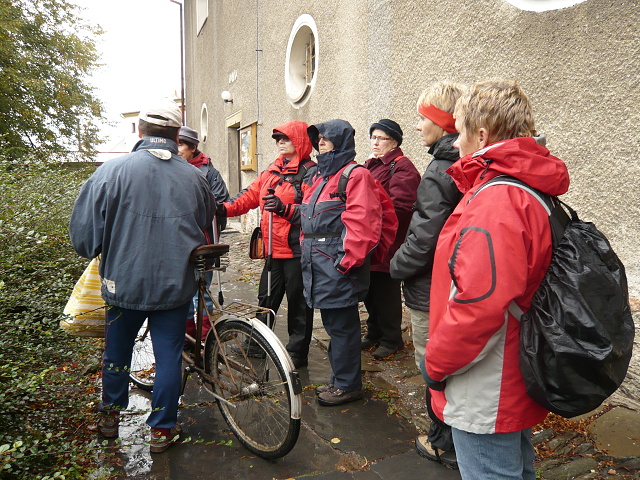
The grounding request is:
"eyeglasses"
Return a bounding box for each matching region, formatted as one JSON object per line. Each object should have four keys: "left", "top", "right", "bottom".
{"left": 371, "top": 135, "right": 391, "bottom": 142}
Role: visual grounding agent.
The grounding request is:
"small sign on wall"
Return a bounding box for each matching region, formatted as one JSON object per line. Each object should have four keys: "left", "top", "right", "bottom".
{"left": 240, "top": 122, "right": 257, "bottom": 171}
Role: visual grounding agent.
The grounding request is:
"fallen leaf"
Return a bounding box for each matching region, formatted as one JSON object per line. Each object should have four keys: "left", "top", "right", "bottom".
{"left": 331, "top": 437, "right": 341, "bottom": 444}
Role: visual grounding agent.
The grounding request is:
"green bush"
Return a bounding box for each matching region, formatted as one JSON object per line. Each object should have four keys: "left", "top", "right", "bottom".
{"left": 0, "top": 157, "right": 106, "bottom": 478}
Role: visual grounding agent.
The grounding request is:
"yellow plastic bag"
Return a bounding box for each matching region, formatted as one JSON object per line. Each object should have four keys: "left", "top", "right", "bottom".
{"left": 60, "top": 257, "right": 106, "bottom": 338}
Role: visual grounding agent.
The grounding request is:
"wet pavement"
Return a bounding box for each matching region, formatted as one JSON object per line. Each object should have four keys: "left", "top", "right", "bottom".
{"left": 103, "top": 229, "right": 640, "bottom": 480}
{"left": 106, "top": 229, "right": 461, "bottom": 480}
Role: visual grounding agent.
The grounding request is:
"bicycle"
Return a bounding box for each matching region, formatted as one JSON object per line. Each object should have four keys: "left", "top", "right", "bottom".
{"left": 129, "top": 243, "right": 303, "bottom": 459}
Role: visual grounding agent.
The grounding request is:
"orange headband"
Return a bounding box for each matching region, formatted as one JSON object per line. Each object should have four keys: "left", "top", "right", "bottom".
{"left": 418, "top": 104, "right": 457, "bottom": 133}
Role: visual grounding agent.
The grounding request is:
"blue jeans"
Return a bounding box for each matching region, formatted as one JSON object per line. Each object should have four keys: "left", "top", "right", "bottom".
{"left": 452, "top": 427, "right": 536, "bottom": 480}
{"left": 101, "top": 302, "right": 189, "bottom": 429}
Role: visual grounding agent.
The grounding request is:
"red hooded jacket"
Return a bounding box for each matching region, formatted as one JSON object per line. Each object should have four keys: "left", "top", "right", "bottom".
{"left": 224, "top": 121, "right": 316, "bottom": 258}
{"left": 426, "top": 137, "right": 570, "bottom": 434}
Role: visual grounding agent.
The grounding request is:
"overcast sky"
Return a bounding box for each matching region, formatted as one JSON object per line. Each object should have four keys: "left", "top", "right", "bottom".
{"left": 72, "top": 0, "right": 182, "bottom": 152}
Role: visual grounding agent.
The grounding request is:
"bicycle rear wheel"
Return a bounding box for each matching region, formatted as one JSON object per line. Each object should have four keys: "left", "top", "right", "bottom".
{"left": 204, "top": 319, "right": 300, "bottom": 459}
{"left": 130, "top": 320, "right": 155, "bottom": 391}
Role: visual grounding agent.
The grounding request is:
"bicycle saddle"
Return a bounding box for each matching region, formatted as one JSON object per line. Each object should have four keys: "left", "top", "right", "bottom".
{"left": 189, "top": 244, "right": 230, "bottom": 263}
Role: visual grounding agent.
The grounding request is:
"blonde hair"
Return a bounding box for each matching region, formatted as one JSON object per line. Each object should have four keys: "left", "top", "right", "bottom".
{"left": 454, "top": 79, "right": 537, "bottom": 143}
{"left": 417, "top": 81, "right": 468, "bottom": 114}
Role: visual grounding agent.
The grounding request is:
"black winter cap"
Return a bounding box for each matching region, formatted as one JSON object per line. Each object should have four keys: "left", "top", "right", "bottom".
{"left": 369, "top": 119, "right": 403, "bottom": 147}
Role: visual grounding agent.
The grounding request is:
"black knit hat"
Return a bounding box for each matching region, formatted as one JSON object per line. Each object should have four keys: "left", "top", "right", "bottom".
{"left": 369, "top": 119, "right": 403, "bottom": 147}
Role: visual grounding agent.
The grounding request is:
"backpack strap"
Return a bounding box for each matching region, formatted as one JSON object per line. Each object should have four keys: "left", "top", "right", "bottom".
{"left": 472, "top": 175, "right": 569, "bottom": 247}
{"left": 472, "top": 175, "right": 571, "bottom": 321}
{"left": 271, "top": 158, "right": 314, "bottom": 203}
{"left": 473, "top": 175, "right": 552, "bottom": 214}
{"left": 329, "top": 163, "right": 363, "bottom": 202}
{"left": 389, "top": 154, "right": 409, "bottom": 179}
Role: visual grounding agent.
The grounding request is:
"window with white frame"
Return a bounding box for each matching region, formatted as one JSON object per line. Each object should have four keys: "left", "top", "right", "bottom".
{"left": 196, "top": 0, "right": 208, "bottom": 34}
{"left": 285, "top": 14, "right": 318, "bottom": 108}
{"left": 200, "top": 104, "right": 208, "bottom": 143}
{"left": 504, "top": 0, "right": 588, "bottom": 11}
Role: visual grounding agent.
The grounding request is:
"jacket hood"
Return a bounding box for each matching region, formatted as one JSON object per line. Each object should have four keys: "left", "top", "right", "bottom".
{"left": 447, "top": 137, "right": 570, "bottom": 197}
{"left": 271, "top": 120, "right": 312, "bottom": 169}
{"left": 308, "top": 119, "right": 356, "bottom": 178}
{"left": 428, "top": 133, "right": 460, "bottom": 162}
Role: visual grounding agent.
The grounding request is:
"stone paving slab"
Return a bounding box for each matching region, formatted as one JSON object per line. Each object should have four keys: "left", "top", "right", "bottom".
{"left": 588, "top": 406, "right": 640, "bottom": 457}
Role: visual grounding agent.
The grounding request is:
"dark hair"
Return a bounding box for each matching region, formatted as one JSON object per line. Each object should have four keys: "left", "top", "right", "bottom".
{"left": 179, "top": 138, "right": 199, "bottom": 154}
{"left": 139, "top": 119, "right": 180, "bottom": 141}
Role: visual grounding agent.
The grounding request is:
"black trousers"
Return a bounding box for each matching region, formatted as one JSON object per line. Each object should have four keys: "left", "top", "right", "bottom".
{"left": 363, "top": 271, "right": 404, "bottom": 349}
{"left": 257, "top": 257, "right": 314, "bottom": 359}
{"left": 425, "top": 386, "right": 455, "bottom": 452}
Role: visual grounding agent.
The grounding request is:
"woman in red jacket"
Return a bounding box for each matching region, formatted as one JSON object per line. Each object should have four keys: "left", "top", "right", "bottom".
{"left": 425, "top": 79, "right": 570, "bottom": 479}
{"left": 218, "top": 121, "right": 316, "bottom": 368}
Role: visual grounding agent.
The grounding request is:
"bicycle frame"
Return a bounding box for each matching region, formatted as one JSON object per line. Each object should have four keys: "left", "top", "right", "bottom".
{"left": 186, "top": 248, "right": 302, "bottom": 418}
{"left": 132, "top": 242, "right": 303, "bottom": 459}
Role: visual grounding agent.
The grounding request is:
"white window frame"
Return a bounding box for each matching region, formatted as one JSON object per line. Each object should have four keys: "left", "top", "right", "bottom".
{"left": 504, "top": 0, "right": 588, "bottom": 12}
{"left": 285, "top": 14, "right": 318, "bottom": 108}
{"left": 200, "top": 103, "right": 209, "bottom": 143}
{"left": 196, "top": 0, "right": 208, "bottom": 35}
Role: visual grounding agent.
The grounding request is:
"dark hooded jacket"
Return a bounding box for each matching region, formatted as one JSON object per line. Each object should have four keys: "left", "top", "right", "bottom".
{"left": 389, "top": 133, "right": 463, "bottom": 310}
{"left": 224, "top": 121, "right": 316, "bottom": 258}
{"left": 287, "top": 120, "right": 397, "bottom": 308}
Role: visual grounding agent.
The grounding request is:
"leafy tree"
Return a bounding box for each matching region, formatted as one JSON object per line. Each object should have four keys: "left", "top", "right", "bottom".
{"left": 0, "top": 0, "right": 104, "bottom": 160}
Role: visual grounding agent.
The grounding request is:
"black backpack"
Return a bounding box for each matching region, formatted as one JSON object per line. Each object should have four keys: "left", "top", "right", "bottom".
{"left": 474, "top": 176, "right": 634, "bottom": 418}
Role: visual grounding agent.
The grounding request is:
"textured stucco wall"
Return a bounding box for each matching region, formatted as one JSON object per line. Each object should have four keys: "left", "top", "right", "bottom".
{"left": 184, "top": 0, "right": 640, "bottom": 298}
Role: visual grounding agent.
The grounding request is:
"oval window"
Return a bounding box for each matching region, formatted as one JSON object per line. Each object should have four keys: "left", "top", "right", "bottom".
{"left": 285, "top": 14, "right": 318, "bottom": 108}
{"left": 200, "top": 104, "right": 209, "bottom": 143}
{"left": 503, "top": 0, "right": 588, "bottom": 11}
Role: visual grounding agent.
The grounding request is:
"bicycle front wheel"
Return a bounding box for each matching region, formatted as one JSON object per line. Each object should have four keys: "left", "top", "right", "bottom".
{"left": 129, "top": 320, "right": 155, "bottom": 391}
{"left": 204, "top": 319, "right": 300, "bottom": 459}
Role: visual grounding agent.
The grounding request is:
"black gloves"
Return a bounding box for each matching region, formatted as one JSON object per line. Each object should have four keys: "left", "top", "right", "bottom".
{"left": 216, "top": 202, "right": 227, "bottom": 217}
{"left": 262, "top": 194, "right": 286, "bottom": 216}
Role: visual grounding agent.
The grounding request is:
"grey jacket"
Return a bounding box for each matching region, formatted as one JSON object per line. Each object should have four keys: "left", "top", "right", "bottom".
{"left": 196, "top": 158, "right": 230, "bottom": 232}
{"left": 69, "top": 136, "right": 215, "bottom": 311}
{"left": 389, "top": 133, "right": 462, "bottom": 311}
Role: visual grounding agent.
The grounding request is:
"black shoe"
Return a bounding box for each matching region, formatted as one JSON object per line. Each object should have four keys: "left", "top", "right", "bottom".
{"left": 290, "top": 356, "right": 308, "bottom": 369}
{"left": 317, "top": 387, "right": 364, "bottom": 406}
{"left": 373, "top": 344, "right": 400, "bottom": 359}
{"left": 415, "top": 435, "right": 458, "bottom": 469}
{"left": 361, "top": 336, "right": 379, "bottom": 350}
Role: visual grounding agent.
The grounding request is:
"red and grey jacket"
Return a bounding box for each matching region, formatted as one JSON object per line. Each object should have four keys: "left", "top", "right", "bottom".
{"left": 425, "top": 137, "right": 570, "bottom": 434}
{"left": 364, "top": 148, "right": 420, "bottom": 272}
{"left": 224, "top": 121, "right": 316, "bottom": 259}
